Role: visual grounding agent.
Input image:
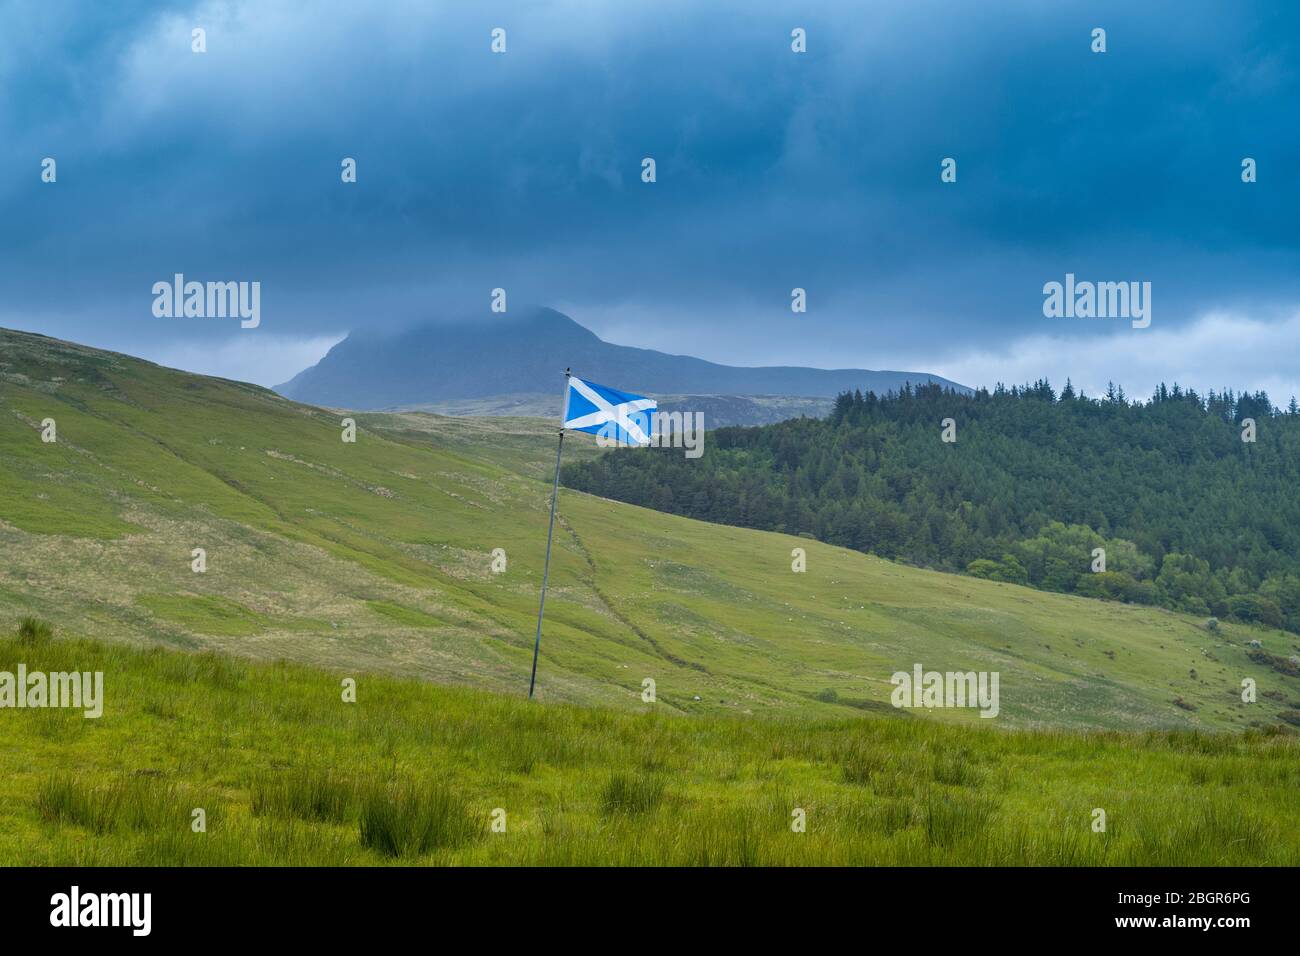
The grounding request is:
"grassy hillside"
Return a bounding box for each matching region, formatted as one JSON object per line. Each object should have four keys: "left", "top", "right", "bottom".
{"left": 2, "top": 327, "right": 1299, "bottom": 730}
{"left": 3, "top": 632, "right": 1297, "bottom": 866}
{"left": 397, "top": 392, "right": 835, "bottom": 428}
{"left": 563, "top": 382, "right": 1300, "bottom": 634}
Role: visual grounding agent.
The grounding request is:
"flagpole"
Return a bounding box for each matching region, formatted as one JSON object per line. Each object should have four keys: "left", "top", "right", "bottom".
{"left": 529, "top": 368, "right": 570, "bottom": 699}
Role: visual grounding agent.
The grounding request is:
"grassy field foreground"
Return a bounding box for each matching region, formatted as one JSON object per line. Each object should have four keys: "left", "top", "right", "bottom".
{"left": 3, "top": 631, "right": 1296, "bottom": 866}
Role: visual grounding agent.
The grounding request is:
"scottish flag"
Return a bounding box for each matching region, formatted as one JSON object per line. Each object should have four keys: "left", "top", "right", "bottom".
{"left": 563, "top": 376, "right": 657, "bottom": 446}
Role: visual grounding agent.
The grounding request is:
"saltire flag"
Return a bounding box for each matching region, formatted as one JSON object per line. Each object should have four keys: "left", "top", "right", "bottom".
{"left": 562, "top": 376, "right": 657, "bottom": 446}
{"left": 530, "top": 371, "right": 658, "bottom": 700}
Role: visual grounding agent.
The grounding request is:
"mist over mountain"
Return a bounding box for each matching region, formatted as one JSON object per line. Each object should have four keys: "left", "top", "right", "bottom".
{"left": 274, "top": 307, "right": 969, "bottom": 414}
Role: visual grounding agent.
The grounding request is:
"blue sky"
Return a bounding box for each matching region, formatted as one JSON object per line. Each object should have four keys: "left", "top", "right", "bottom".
{"left": 3, "top": 0, "right": 1299, "bottom": 400}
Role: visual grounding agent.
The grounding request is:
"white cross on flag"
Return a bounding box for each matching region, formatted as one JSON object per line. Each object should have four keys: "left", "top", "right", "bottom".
{"left": 562, "top": 376, "right": 657, "bottom": 446}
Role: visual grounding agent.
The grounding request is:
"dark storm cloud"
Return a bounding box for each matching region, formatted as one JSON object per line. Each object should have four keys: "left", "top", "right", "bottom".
{"left": 1, "top": 0, "right": 1298, "bottom": 390}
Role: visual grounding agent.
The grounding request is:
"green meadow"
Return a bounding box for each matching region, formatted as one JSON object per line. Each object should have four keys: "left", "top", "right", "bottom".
{"left": 3, "top": 632, "right": 1297, "bottom": 866}
{"left": 1, "top": 327, "right": 1299, "bottom": 865}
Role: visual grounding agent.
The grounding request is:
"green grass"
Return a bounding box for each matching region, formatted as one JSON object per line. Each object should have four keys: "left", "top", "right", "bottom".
{"left": 1, "top": 633, "right": 1296, "bottom": 865}
{"left": 17, "top": 615, "right": 52, "bottom": 646}
{"left": 136, "top": 594, "right": 270, "bottom": 637}
{"left": 3, "top": 327, "right": 1297, "bottom": 730}
{"left": 35, "top": 773, "right": 183, "bottom": 835}
{"left": 600, "top": 772, "right": 666, "bottom": 815}
{"left": 251, "top": 768, "right": 356, "bottom": 823}
{"left": 135, "top": 594, "right": 328, "bottom": 638}
{"left": 358, "top": 781, "right": 483, "bottom": 857}
{"left": 367, "top": 600, "right": 443, "bottom": 628}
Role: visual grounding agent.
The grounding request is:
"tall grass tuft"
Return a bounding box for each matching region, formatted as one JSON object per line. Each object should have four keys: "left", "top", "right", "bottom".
{"left": 250, "top": 768, "right": 356, "bottom": 823}
{"left": 35, "top": 774, "right": 178, "bottom": 834}
{"left": 16, "top": 616, "right": 53, "bottom": 646}
{"left": 840, "top": 741, "right": 888, "bottom": 785}
{"left": 922, "top": 788, "right": 997, "bottom": 848}
{"left": 931, "top": 748, "right": 984, "bottom": 788}
{"left": 600, "top": 772, "right": 665, "bottom": 815}
{"left": 358, "top": 781, "right": 482, "bottom": 857}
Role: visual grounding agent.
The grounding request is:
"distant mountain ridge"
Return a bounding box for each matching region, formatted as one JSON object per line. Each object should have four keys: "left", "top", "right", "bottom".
{"left": 274, "top": 307, "right": 969, "bottom": 412}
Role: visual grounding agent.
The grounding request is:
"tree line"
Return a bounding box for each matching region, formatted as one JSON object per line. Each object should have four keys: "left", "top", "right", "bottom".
{"left": 562, "top": 380, "right": 1300, "bottom": 635}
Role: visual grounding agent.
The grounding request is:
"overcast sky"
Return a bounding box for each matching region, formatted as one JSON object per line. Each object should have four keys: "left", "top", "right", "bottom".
{"left": 2, "top": 0, "right": 1298, "bottom": 401}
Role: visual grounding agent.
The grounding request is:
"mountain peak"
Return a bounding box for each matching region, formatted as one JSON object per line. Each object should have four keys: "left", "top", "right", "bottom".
{"left": 275, "top": 308, "right": 967, "bottom": 411}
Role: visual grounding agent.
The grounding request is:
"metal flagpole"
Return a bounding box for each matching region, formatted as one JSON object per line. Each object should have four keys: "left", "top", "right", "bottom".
{"left": 529, "top": 368, "right": 570, "bottom": 699}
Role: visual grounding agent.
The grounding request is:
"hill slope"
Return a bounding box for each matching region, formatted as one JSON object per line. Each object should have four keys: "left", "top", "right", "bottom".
{"left": 274, "top": 307, "right": 969, "bottom": 410}
{"left": 390, "top": 392, "right": 837, "bottom": 428}
{"left": 564, "top": 382, "right": 1300, "bottom": 635}
{"left": 2, "top": 327, "right": 1297, "bottom": 731}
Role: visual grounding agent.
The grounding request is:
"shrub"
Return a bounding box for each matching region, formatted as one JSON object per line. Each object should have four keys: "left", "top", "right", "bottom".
{"left": 840, "top": 743, "right": 887, "bottom": 785}
{"left": 922, "top": 789, "right": 996, "bottom": 847}
{"left": 1228, "top": 595, "right": 1284, "bottom": 629}
{"left": 251, "top": 768, "right": 355, "bottom": 823}
{"left": 16, "top": 616, "right": 53, "bottom": 646}
{"left": 931, "top": 748, "right": 984, "bottom": 788}
{"left": 966, "top": 556, "right": 1028, "bottom": 585}
{"left": 600, "top": 772, "right": 665, "bottom": 815}
{"left": 1075, "top": 570, "right": 1144, "bottom": 603}
{"left": 358, "top": 781, "right": 481, "bottom": 857}
{"left": 1247, "top": 649, "right": 1300, "bottom": 677}
{"left": 35, "top": 774, "right": 178, "bottom": 834}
